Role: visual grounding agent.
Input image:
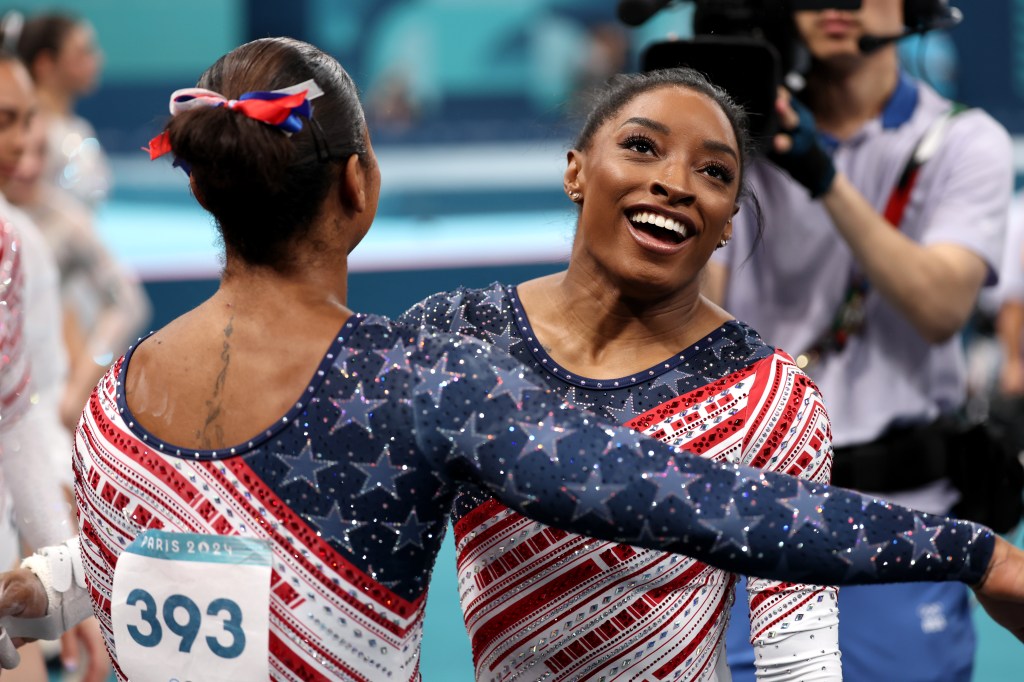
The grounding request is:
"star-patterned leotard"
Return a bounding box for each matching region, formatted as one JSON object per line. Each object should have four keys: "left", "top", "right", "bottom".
{"left": 401, "top": 283, "right": 839, "bottom": 681}
{"left": 74, "top": 313, "right": 993, "bottom": 681}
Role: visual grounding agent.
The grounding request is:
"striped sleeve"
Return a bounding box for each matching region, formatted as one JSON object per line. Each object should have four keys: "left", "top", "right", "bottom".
{"left": 741, "top": 353, "right": 840, "bottom": 680}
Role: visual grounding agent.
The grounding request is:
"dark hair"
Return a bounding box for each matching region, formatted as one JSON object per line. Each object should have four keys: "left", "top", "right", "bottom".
{"left": 163, "top": 37, "right": 368, "bottom": 271}
{"left": 15, "top": 12, "right": 80, "bottom": 78}
{"left": 574, "top": 67, "right": 764, "bottom": 253}
{"left": 575, "top": 68, "right": 753, "bottom": 186}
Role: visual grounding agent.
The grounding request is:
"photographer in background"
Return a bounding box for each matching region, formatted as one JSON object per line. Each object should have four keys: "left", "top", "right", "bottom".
{"left": 991, "top": 194, "right": 1024, "bottom": 456}
{"left": 705, "top": 1, "right": 1015, "bottom": 680}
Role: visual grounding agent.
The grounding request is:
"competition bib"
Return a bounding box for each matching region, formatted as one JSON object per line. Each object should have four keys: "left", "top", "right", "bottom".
{"left": 111, "top": 531, "right": 271, "bottom": 682}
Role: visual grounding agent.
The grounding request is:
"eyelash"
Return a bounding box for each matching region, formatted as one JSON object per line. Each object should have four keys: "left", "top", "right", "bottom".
{"left": 621, "top": 134, "right": 656, "bottom": 154}
{"left": 621, "top": 133, "right": 736, "bottom": 184}
{"left": 702, "top": 162, "right": 736, "bottom": 184}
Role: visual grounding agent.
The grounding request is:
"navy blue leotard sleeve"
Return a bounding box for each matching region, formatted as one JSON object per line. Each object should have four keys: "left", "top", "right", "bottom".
{"left": 406, "top": 327, "right": 992, "bottom": 587}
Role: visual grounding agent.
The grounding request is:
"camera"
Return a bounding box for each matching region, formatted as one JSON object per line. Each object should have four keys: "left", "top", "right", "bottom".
{"left": 624, "top": 1, "right": 862, "bottom": 150}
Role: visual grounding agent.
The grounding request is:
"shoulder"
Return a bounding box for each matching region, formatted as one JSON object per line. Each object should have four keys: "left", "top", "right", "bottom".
{"left": 745, "top": 342, "right": 826, "bottom": 404}
{"left": 722, "top": 320, "right": 777, "bottom": 366}
{"left": 429, "top": 282, "right": 510, "bottom": 314}
{"left": 914, "top": 85, "right": 1011, "bottom": 156}
{"left": 386, "top": 312, "right": 505, "bottom": 364}
{"left": 399, "top": 281, "right": 513, "bottom": 333}
{"left": 944, "top": 109, "right": 1011, "bottom": 154}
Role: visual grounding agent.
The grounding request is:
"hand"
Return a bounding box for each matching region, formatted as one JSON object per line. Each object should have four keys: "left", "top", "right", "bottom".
{"left": 0, "top": 568, "right": 49, "bottom": 669}
{"left": 973, "top": 535, "right": 1024, "bottom": 642}
{"left": 768, "top": 88, "right": 836, "bottom": 198}
{"left": 59, "top": 617, "right": 111, "bottom": 682}
{"left": 0, "top": 569, "right": 48, "bottom": 642}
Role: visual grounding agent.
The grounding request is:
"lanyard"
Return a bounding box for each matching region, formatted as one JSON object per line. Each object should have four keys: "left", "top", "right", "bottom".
{"left": 795, "top": 104, "right": 969, "bottom": 371}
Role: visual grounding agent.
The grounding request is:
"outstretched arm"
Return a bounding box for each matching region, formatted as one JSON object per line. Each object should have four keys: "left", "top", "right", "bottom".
{"left": 412, "top": 331, "right": 995, "bottom": 587}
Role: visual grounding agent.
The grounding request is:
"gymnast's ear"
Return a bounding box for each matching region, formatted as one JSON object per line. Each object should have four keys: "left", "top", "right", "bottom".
{"left": 339, "top": 152, "right": 368, "bottom": 214}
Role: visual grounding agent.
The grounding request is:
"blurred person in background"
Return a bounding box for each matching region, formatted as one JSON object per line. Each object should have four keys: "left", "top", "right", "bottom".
{"left": 6, "top": 9, "right": 150, "bottom": 430}
{"left": 5, "top": 109, "right": 150, "bottom": 432}
{"left": 990, "top": 194, "right": 1024, "bottom": 456}
{"left": 705, "top": 1, "right": 1016, "bottom": 680}
{"left": 564, "top": 20, "right": 631, "bottom": 117}
{"left": 15, "top": 11, "right": 110, "bottom": 209}
{"left": 0, "top": 45, "right": 109, "bottom": 682}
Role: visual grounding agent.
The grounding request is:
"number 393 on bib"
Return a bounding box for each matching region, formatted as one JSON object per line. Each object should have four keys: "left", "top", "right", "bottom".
{"left": 111, "top": 530, "right": 272, "bottom": 682}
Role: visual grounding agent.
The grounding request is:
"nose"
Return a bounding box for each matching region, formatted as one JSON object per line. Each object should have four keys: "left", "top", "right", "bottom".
{"left": 650, "top": 165, "right": 695, "bottom": 206}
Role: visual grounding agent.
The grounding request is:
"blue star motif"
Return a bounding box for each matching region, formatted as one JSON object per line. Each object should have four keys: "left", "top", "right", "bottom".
{"left": 515, "top": 419, "right": 567, "bottom": 463}
{"left": 603, "top": 393, "right": 641, "bottom": 423}
{"left": 647, "top": 371, "right": 679, "bottom": 394}
{"left": 778, "top": 484, "right": 830, "bottom": 537}
{"left": 488, "top": 366, "right": 537, "bottom": 406}
{"left": 490, "top": 471, "right": 539, "bottom": 509}
{"left": 700, "top": 503, "right": 761, "bottom": 554}
{"left": 635, "top": 518, "right": 678, "bottom": 547}
{"left": 486, "top": 323, "right": 521, "bottom": 354}
{"left": 383, "top": 508, "right": 431, "bottom": 551}
{"left": 329, "top": 346, "right": 362, "bottom": 375}
{"left": 709, "top": 334, "right": 738, "bottom": 361}
{"left": 646, "top": 458, "right": 703, "bottom": 506}
{"left": 353, "top": 445, "right": 410, "bottom": 499}
{"left": 414, "top": 355, "right": 462, "bottom": 407}
{"left": 901, "top": 514, "right": 944, "bottom": 563}
{"left": 563, "top": 469, "right": 625, "bottom": 524}
{"left": 306, "top": 501, "right": 358, "bottom": 554}
{"left": 837, "top": 526, "right": 885, "bottom": 580}
{"left": 439, "top": 413, "right": 492, "bottom": 466}
{"left": 358, "top": 315, "right": 392, "bottom": 333}
{"left": 562, "top": 386, "right": 598, "bottom": 413}
{"left": 447, "top": 294, "right": 470, "bottom": 333}
{"left": 276, "top": 440, "right": 336, "bottom": 490}
{"left": 376, "top": 339, "right": 413, "bottom": 377}
{"left": 480, "top": 287, "right": 506, "bottom": 311}
{"left": 329, "top": 384, "right": 385, "bottom": 434}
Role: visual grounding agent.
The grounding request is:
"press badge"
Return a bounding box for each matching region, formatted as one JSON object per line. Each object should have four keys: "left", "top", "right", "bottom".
{"left": 111, "top": 531, "right": 271, "bottom": 682}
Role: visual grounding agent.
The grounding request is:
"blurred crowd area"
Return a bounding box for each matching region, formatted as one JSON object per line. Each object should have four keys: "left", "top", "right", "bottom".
{"left": 11, "top": 0, "right": 1024, "bottom": 454}
{"left": 34, "top": 0, "right": 1023, "bottom": 153}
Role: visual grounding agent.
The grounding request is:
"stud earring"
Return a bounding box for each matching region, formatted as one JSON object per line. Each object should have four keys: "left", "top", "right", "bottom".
{"left": 568, "top": 191, "right": 581, "bottom": 202}
{"left": 717, "top": 238, "right": 729, "bottom": 249}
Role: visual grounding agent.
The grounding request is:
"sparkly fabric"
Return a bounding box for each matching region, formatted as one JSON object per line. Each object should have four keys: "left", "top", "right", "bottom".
{"left": 75, "top": 314, "right": 993, "bottom": 681}
{"left": 0, "top": 217, "right": 28, "bottom": 429}
{"left": 402, "top": 283, "right": 840, "bottom": 681}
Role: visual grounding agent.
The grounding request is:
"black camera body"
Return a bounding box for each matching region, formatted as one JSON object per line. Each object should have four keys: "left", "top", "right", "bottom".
{"left": 638, "top": 1, "right": 853, "bottom": 151}
{"left": 633, "top": 1, "right": 959, "bottom": 151}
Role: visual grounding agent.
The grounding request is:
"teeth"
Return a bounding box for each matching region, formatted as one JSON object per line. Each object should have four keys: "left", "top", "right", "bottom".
{"left": 629, "top": 210, "right": 689, "bottom": 237}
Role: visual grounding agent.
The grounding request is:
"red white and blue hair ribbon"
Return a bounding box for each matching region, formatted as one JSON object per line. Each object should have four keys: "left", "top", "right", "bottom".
{"left": 145, "top": 78, "right": 325, "bottom": 161}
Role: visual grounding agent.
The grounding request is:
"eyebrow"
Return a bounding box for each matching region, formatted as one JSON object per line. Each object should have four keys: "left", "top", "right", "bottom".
{"left": 702, "top": 140, "right": 739, "bottom": 161}
{"left": 620, "top": 117, "right": 670, "bottom": 135}
{"left": 619, "top": 117, "right": 739, "bottom": 161}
